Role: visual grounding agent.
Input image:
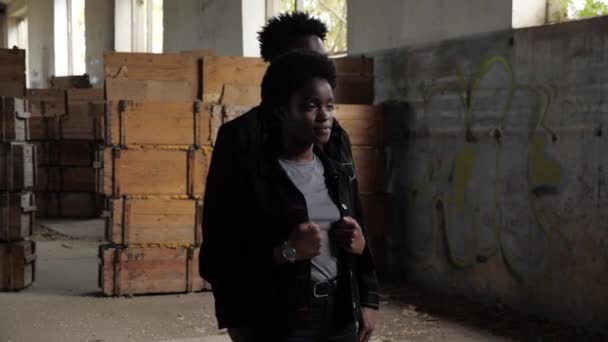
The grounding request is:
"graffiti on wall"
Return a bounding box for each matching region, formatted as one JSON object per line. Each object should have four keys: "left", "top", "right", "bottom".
{"left": 402, "top": 55, "right": 577, "bottom": 282}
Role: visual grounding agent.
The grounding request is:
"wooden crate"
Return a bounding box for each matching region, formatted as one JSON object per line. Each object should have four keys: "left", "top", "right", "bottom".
{"left": 105, "top": 197, "right": 203, "bottom": 245}
{"left": 333, "top": 57, "right": 374, "bottom": 105}
{"left": 104, "top": 52, "right": 198, "bottom": 101}
{"left": 0, "top": 240, "right": 36, "bottom": 291}
{"left": 352, "top": 147, "right": 385, "bottom": 195}
{"left": 359, "top": 193, "right": 389, "bottom": 271}
{"left": 26, "top": 89, "right": 66, "bottom": 117}
{"left": 1, "top": 97, "right": 30, "bottom": 142}
{"left": 32, "top": 140, "right": 96, "bottom": 167}
{"left": 360, "top": 194, "right": 388, "bottom": 238}
{"left": 62, "top": 88, "right": 104, "bottom": 140}
{"left": 32, "top": 142, "right": 52, "bottom": 166}
{"left": 105, "top": 100, "right": 211, "bottom": 147}
{"left": 0, "top": 48, "right": 26, "bottom": 97}
{"left": 219, "top": 84, "right": 261, "bottom": 107}
{"left": 49, "top": 74, "right": 91, "bottom": 89}
{"left": 36, "top": 192, "right": 102, "bottom": 218}
{"left": 0, "top": 142, "right": 36, "bottom": 191}
{"left": 99, "top": 244, "right": 210, "bottom": 296}
{"left": 334, "top": 105, "right": 384, "bottom": 146}
{"left": 334, "top": 76, "right": 374, "bottom": 105}
{"left": 209, "top": 104, "right": 250, "bottom": 146}
{"left": 96, "top": 147, "right": 211, "bottom": 198}
{"left": 0, "top": 192, "right": 36, "bottom": 242}
{"left": 36, "top": 166, "right": 96, "bottom": 192}
{"left": 201, "top": 56, "right": 268, "bottom": 103}
{"left": 29, "top": 116, "right": 58, "bottom": 141}
{"left": 55, "top": 140, "right": 96, "bottom": 166}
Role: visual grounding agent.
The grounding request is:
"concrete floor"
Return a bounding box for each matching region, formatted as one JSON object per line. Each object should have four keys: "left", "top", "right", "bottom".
{"left": 0, "top": 219, "right": 601, "bottom": 342}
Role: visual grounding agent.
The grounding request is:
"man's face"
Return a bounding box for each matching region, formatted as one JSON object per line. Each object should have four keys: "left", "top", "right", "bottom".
{"left": 292, "top": 35, "right": 327, "bottom": 56}
{"left": 284, "top": 77, "right": 335, "bottom": 148}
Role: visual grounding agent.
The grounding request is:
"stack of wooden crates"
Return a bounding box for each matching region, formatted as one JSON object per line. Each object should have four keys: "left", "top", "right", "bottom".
{"left": 96, "top": 51, "right": 386, "bottom": 296}
{"left": 0, "top": 48, "right": 37, "bottom": 291}
{"left": 26, "top": 75, "right": 104, "bottom": 218}
{"left": 97, "top": 52, "right": 213, "bottom": 296}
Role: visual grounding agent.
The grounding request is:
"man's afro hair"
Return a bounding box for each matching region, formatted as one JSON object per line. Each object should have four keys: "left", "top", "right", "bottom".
{"left": 258, "top": 11, "right": 328, "bottom": 62}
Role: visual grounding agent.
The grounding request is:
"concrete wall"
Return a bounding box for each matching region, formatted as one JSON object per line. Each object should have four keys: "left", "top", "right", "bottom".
{"left": 27, "top": 0, "right": 54, "bottom": 88}
{"left": 86, "top": 0, "right": 114, "bottom": 87}
{"left": 163, "top": 0, "right": 243, "bottom": 55}
{"left": 373, "top": 16, "right": 608, "bottom": 332}
{"left": 347, "top": 0, "right": 513, "bottom": 55}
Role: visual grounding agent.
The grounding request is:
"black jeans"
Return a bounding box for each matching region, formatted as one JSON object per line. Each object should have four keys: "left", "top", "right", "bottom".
{"left": 228, "top": 289, "right": 357, "bottom": 342}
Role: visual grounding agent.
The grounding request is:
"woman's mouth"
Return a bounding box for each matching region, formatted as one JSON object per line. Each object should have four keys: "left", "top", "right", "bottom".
{"left": 314, "top": 126, "right": 331, "bottom": 134}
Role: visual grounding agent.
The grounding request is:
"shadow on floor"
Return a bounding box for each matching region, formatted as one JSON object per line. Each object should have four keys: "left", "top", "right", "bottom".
{"left": 382, "top": 283, "right": 608, "bottom": 342}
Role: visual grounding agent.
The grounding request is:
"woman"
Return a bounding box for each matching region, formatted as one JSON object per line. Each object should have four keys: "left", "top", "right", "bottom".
{"left": 200, "top": 50, "right": 379, "bottom": 342}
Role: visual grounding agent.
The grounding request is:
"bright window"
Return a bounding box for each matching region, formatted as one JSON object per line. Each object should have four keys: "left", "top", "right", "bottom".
{"left": 54, "top": 0, "right": 86, "bottom": 76}
{"left": 115, "top": 0, "right": 163, "bottom": 53}
{"left": 566, "top": 0, "right": 608, "bottom": 19}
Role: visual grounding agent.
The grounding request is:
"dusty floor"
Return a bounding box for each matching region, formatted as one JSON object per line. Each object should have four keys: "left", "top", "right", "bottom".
{"left": 0, "top": 220, "right": 605, "bottom": 342}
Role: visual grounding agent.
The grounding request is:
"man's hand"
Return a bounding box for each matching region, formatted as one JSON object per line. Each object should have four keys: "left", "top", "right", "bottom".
{"left": 358, "top": 307, "right": 378, "bottom": 342}
{"left": 331, "top": 216, "right": 366, "bottom": 255}
{"left": 288, "top": 222, "right": 321, "bottom": 260}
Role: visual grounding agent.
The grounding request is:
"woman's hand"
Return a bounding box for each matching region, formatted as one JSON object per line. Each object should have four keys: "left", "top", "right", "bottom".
{"left": 331, "top": 216, "right": 366, "bottom": 255}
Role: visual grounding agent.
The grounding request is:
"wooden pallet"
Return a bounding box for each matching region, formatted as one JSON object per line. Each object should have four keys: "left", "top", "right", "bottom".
{"left": 36, "top": 192, "right": 102, "bottom": 218}
{"left": 0, "top": 48, "right": 26, "bottom": 97}
{"left": 96, "top": 147, "right": 211, "bottom": 198}
{"left": 105, "top": 197, "right": 203, "bottom": 246}
{"left": 0, "top": 240, "right": 36, "bottom": 291}
{"left": 0, "top": 192, "right": 36, "bottom": 242}
{"left": 105, "top": 100, "right": 211, "bottom": 147}
{"left": 99, "top": 244, "right": 210, "bottom": 296}
{"left": 1, "top": 97, "right": 30, "bottom": 142}
{"left": 0, "top": 142, "right": 36, "bottom": 191}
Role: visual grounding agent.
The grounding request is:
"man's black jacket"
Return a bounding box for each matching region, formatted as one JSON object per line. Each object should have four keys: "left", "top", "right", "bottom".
{"left": 199, "top": 106, "right": 380, "bottom": 329}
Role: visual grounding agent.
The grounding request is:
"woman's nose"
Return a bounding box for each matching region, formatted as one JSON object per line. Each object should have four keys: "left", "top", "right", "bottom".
{"left": 316, "top": 108, "right": 330, "bottom": 122}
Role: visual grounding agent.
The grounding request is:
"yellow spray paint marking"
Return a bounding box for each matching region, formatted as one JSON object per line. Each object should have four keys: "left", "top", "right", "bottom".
{"left": 451, "top": 144, "right": 477, "bottom": 207}
{"left": 528, "top": 137, "right": 562, "bottom": 186}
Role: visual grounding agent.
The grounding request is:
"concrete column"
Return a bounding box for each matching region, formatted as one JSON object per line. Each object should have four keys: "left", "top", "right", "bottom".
{"left": 163, "top": 0, "right": 244, "bottom": 55}
{"left": 27, "top": 0, "right": 54, "bottom": 88}
{"left": 86, "top": 0, "right": 114, "bottom": 87}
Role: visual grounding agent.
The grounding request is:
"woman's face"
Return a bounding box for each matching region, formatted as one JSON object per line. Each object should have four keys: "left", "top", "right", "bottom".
{"left": 284, "top": 77, "right": 335, "bottom": 147}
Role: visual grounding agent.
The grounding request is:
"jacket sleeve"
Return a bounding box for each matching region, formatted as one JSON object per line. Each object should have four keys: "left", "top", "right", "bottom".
{"left": 342, "top": 132, "right": 381, "bottom": 310}
{"left": 199, "top": 122, "right": 274, "bottom": 286}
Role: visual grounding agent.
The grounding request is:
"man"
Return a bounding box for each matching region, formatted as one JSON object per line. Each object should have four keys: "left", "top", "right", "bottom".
{"left": 200, "top": 13, "right": 379, "bottom": 342}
